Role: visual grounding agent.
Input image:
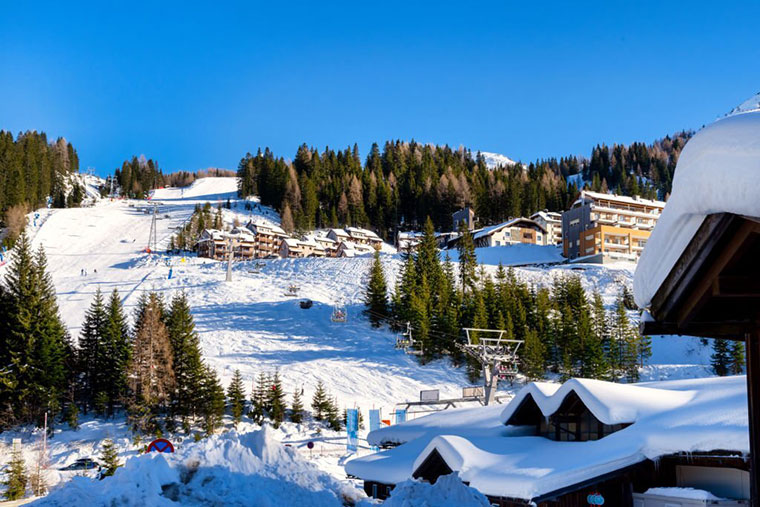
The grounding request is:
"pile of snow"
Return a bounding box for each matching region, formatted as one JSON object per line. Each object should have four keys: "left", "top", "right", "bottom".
{"left": 644, "top": 487, "right": 725, "bottom": 501}
{"left": 635, "top": 105, "right": 760, "bottom": 308}
{"left": 479, "top": 151, "right": 516, "bottom": 169}
{"left": 378, "top": 473, "right": 490, "bottom": 507}
{"left": 34, "top": 426, "right": 362, "bottom": 507}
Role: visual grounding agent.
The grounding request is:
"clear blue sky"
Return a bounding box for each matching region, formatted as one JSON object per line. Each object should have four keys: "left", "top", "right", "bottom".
{"left": 1, "top": 1, "right": 759, "bottom": 176}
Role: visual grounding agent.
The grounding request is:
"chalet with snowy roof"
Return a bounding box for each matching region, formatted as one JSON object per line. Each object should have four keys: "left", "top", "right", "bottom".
{"left": 245, "top": 221, "right": 288, "bottom": 258}
{"left": 347, "top": 377, "right": 751, "bottom": 506}
{"left": 531, "top": 210, "right": 563, "bottom": 245}
{"left": 634, "top": 107, "right": 760, "bottom": 503}
{"left": 326, "top": 228, "right": 351, "bottom": 244}
{"left": 562, "top": 190, "right": 665, "bottom": 262}
{"left": 472, "top": 218, "right": 547, "bottom": 248}
{"left": 345, "top": 227, "right": 383, "bottom": 248}
{"left": 278, "top": 238, "right": 304, "bottom": 258}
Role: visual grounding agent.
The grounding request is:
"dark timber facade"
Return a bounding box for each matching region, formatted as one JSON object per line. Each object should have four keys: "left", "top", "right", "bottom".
{"left": 640, "top": 212, "right": 760, "bottom": 506}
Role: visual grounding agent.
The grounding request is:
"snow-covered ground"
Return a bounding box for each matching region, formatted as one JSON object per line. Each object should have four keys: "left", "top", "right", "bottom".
{"left": 0, "top": 176, "right": 717, "bottom": 501}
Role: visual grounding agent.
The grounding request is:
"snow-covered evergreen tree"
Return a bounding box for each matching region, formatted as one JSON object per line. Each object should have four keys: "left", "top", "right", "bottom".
{"left": 226, "top": 369, "right": 246, "bottom": 427}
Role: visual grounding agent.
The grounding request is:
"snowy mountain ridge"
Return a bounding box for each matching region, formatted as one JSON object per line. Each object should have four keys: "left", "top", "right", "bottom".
{"left": 479, "top": 151, "right": 517, "bottom": 169}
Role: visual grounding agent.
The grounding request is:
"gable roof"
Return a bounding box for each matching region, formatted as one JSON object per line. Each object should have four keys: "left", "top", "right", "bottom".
{"left": 500, "top": 378, "right": 693, "bottom": 426}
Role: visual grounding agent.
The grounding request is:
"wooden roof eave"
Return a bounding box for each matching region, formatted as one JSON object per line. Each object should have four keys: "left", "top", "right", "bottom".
{"left": 642, "top": 212, "right": 760, "bottom": 340}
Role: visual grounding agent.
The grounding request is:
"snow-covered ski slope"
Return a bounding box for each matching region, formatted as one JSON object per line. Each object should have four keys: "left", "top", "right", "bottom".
{"left": 3, "top": 177, "right": 713, "bottom": 418}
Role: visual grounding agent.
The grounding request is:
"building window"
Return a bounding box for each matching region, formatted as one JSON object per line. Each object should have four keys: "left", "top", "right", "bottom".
{"left": 569, "top": 218, "right": 580, "bottom": 226}
{"left": 372, "top": 484, "right": 378, "bottom": 498}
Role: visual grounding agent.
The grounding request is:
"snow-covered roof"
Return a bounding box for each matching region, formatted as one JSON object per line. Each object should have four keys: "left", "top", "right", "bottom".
{"left": 282, "top": 238, "right": 303, "bottom": 248}
{"left": 346, "top": 226, "right": 381, "bottom": 240}
{"left": 199, "top": 229, "right": 226, "bottom": 241}
{"left": 634, "top": 108, "right": 760, "bottom": 308}
{"left": 328, "top": 228, "right": 350, "bottom": 238}
{"left": 530, "top": 211, "right": 562, "bottom": 223}
{"left": 499, "top": 378, "right": 693, "bottom": 426}
{"left": 577, "top": 190, "right": 665, "bottom": 210}
{"left": 347, "top": 376, "right": 748, "bottom": 501}
{"left": 473, "top": 218, "right": 546, "bottom": 240}
{"left": 247, "top": 221, "right": 286, "bottom": 236}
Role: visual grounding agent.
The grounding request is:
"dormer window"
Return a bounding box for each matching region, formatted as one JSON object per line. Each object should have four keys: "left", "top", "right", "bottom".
{"left": 506, "top": 391, "right": 630, "bottom": 442}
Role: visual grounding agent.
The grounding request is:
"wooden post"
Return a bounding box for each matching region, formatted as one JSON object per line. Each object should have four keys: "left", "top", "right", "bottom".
{"left": 746, "top": 332, "right": 760, "bottom": 507}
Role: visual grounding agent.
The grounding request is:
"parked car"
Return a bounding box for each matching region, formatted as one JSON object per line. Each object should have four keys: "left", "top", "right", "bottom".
{"left": 59, "top": 458, "right": 100, "bottom": 472}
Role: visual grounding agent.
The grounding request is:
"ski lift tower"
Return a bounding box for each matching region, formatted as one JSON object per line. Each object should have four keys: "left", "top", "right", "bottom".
{"left": 225, "top": 236, "right": 241, "bottom": 282}
{"left": 146, "top": 204, "right": 158, "bottom": 253}
{"left": 459, "top": 328, "right": 523, "bottom": 405}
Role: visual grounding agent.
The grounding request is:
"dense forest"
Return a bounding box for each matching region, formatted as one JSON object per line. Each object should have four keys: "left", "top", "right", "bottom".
{"left": 0, "top": 130, "right": 82, "bottom": 244}
{"left": 364, "top": 218, "right": 744, "bottom": 382}
{"left": 236, "top": 133, "right": 691, "bottom": 239}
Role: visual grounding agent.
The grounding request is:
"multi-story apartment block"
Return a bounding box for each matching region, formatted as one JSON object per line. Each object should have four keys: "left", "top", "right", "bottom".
{"left": 562, "top": 190, "right": 665, "bottom": 262}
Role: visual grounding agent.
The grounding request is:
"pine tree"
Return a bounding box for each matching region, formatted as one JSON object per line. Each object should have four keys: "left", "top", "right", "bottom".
{"left": 99, "top": 439, "right": 120, "bottom": 478}
{"left": 268, "top": 371, "right": 286, "bottom": 428}
{"left": 2, "top": 445, "right": 27, "bottom": 500}
{"left": 128, "top": 293, "right": 174, "bottom": 433}
{"left": 250, "top": 372, "right": 268, "bottom": 423}
{"left": 522, "top": 329, "right": 546, "bottom": 380}
{"left": 281, "top": 202, "right": 294, "bottom": 233}
{"left": 0, "top": 233, "right": 70, "bottom": 426}
{"left": 64, "top": 400, "right": 79, "bottom": 430}
{"left": 326, "top": 397, "right": 341, "bottom": 431}
{"left": 227, "top": 369, "right": 246, "bottom": 427}
{"left": 290, "top": 387, "right": 304, "bottom": 424}
{"left": 102, "top": 289, "right": 131, "bottom": 416}
{"left": 166, "top": 292, "right": 204, "bottom": 424}
{"left": 457, "top": 222, "right": 478, "bottom": 294}
{"left": 711, "top": 339, "right": 731, "bottom": 377}
{"left": 311, "top": 381, "right": 329, "bottom": 421}
{"left": 364, "top": 250, "right": 388, "bottom": 327}
{"left": 79, "top": 288, "right": 108, "bottom": 413}
{"left": 729, "top": 341, "right": 746, "bottom": 375}
{"left": 199, "top": 367, "right": 225, "bottom": 435}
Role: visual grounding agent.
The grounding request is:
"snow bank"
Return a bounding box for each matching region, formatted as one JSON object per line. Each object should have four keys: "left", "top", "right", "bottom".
{"left": 379, "top": 474, "right": 490, "bottom": 507}
{"left": 34, "top": 426, "right": 361, "bottom": 507}
{"left": 634, "top": 108, "right": 760, "bottom": 308}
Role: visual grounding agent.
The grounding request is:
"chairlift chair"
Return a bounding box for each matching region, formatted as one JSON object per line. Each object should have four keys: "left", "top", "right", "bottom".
{"left": 331, "top": 304, "right": 347, "bottom": 323}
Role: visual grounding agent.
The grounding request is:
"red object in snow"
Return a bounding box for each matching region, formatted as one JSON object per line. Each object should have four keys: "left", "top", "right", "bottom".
{"left": 147, "top": 438, "right": 175, "bottom": 453}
